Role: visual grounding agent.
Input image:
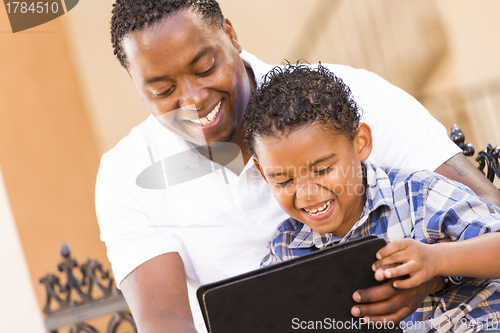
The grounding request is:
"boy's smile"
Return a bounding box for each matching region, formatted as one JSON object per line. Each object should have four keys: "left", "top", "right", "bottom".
{"left": 254, "top": 123, "right": 372, "bottom": 236}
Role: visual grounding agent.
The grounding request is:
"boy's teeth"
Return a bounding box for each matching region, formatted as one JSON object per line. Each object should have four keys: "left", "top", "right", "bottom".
{"left": 304, "top": 200, "right": 333, "bottom": 215}
{"left": 191, "top": 101, "right": 221, "bottom": 126}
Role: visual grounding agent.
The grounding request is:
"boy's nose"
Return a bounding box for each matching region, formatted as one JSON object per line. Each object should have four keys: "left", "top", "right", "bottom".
{"left": 296, "top": 182, "right": 321, "bottom": 200}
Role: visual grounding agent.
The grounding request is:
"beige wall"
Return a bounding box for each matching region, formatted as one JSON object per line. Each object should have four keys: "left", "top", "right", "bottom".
{"left": 0, "top": 166, "right": 44, "bottom": 332}
{"left": 0, "top": 4, "right": 106, "bottom": 316}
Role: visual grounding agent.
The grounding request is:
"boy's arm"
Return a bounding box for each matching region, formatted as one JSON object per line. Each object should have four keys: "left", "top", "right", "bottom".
{"left": 373, "top": 233, "right": 500, "bottom": 288}
{"left": 434, "top": 153, "right": 500, "bottom": 207}
{"left": 373, "top": 173, "right": 500, "bottom": 287}
{"left": 120, "top": 252, "right": 198, "bottom": 333}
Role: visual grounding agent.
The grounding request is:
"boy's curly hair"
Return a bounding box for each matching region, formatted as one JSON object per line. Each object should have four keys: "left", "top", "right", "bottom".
{"left": 111, "top": 0, "right": 224, "bottom": 69}
{"left": 244, "top": 63, "right": 362, "bottom": 156}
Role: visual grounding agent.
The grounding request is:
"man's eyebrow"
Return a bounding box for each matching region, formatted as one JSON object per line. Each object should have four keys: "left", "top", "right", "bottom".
{"left": 145, "top": 76, "right": 169, "bottom": 85}
{"left": 188, "top": 46, "right": 213, "bottom": 67}
{"left": 144, "top": 47, "right": 214, "bottom": 85}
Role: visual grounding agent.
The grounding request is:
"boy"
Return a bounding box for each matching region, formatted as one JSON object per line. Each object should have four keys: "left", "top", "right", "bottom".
{"left": 244, "top": 63, "right": 500, "bottom": 332}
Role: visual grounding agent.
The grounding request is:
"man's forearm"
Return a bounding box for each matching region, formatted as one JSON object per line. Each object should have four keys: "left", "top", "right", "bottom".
{"left": 434, "top": 153, "right": 500, "bottom": 207}
{"left": 120, "top": 253, "right": 198, "bottom": 333}
{"left": 136, "top": 312, "right": 198, "bottom": 333}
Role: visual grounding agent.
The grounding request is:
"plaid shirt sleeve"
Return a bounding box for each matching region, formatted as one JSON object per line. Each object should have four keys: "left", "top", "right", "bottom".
{"left": 417, "top": 177, "right": 500, "bottom": 244}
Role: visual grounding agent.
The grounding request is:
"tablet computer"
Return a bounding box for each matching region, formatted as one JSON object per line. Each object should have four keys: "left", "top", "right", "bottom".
{"left": 197, "top": 235, "right": 402, "bottom": 332}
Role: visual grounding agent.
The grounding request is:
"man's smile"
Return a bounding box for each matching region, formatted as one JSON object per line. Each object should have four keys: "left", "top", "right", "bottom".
{"left": 189, "top": 100, "right": 222, "bottom": 126}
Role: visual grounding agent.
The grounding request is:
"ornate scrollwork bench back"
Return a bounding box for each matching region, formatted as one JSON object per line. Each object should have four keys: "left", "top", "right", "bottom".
{"left": 39, "top": 243, "right": 137, "bottom": 333}
{"left": 449, "top": 124, "right": 500, "bottom": 184}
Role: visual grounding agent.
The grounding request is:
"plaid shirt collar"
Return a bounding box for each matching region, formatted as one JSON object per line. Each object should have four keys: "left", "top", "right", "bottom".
{"left": 288, "top": 162, "right": 395, "bottom": 249}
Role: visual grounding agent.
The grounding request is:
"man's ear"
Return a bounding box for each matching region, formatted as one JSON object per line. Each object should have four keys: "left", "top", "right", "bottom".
{"left": 355, "top": 123, "right": 373, "bottom": 161}
{"left": 253, "top": 156, "right": 269, "bottom": 183}
{"left": 222, "top": 17, "right": 242, "bottom": 53}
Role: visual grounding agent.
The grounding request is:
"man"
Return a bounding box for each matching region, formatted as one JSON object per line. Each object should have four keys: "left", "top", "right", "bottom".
{"left": 96, "top": 1, "right": 500, "bottom": 332}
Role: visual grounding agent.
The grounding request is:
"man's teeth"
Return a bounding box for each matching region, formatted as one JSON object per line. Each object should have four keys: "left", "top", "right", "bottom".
{"left": 191, "top": 101, "right": 221, "bottom": 126}
{"left": 303, "top": 200, "right": 333, "bottom": 216}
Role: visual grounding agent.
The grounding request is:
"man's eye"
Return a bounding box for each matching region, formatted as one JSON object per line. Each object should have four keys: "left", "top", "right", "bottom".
{"left": 155, "top": 86, "right": 175, "bottom": 97}
{"left": 197, "top": 62, "right": 216, "bottom": 77}
{"left": 314, "top": 166, "right": 333, "bottom": 176}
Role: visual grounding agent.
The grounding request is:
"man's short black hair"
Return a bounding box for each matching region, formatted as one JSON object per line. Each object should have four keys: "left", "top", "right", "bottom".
{"left": 244, "top": 63, "right": 362, "bottom": 156}
{"left": 111, "top": 0, "right": 224, "bottom": 69}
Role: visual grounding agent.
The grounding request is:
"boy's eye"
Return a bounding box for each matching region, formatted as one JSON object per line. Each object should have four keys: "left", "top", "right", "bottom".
{"left": 314, "top": 165, "right": 333, "bottom": 176}
{"left": 275, "top": 179, "right": 293, "bottom": 187}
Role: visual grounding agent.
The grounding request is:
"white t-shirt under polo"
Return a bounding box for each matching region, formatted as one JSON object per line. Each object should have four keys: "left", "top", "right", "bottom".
{"left": 95, "top": 50, "right": 461, "bottom": 332}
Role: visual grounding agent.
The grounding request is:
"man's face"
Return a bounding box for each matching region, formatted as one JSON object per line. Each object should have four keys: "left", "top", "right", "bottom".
{"left": 253, "top": 123, "right": 371, "bottom": 236}
{"left": 122, "top": 10, "right": 251, "bottom": 146}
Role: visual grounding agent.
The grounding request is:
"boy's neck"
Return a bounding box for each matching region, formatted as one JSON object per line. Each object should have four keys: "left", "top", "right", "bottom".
{"left": 332, "top": 164, "right": 368, "bottom": 238}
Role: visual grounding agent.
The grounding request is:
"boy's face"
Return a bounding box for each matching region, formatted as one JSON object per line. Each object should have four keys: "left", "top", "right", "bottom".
{"left": 254, "top": 123, "right": 372, "bottom": 236}
{"left": 122, "top": 9, "right": 251, "bottom": 146}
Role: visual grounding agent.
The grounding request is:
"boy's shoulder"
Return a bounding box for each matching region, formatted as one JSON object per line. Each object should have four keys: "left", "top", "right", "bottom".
{"left": 368, "top": 162, "right": 475, "bottom": 199}
{"left": 271, "top": 217, "right": 304, "bottom": 241}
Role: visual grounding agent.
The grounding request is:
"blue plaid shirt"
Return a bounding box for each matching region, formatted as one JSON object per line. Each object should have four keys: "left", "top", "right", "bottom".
{"left": 261, "top": 162, "right": 500, "bottom": 332}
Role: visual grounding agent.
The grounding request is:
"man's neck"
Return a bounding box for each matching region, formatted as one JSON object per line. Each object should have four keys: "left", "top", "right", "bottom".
{"left": 230, "top": 64, "right": 257, "bottom": 167}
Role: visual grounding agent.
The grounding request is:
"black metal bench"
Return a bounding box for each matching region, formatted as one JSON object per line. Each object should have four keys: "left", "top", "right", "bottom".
{"left": 39, "top": 244, "right": 136, "bottom": 333}
{"left": 449, "top": 124, "right": 500, "bottom": 184}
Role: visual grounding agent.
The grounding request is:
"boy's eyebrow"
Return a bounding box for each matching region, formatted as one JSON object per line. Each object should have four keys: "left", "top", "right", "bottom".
{"left": 144, "top": 46, "right": 214, "bottom": 84}
{"left": 265, "top": 170, "right": 287, "bottom": 179}
{"left": 310, "top": 154, "right": 336, "bottom": 166}
{"left": 265, "top": 154, "right": 336, "bottom": 178}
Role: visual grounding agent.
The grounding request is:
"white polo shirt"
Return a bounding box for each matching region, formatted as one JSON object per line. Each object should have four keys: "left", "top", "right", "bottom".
{"left": 95, "top": 50, "right": 461, "bottom": 332}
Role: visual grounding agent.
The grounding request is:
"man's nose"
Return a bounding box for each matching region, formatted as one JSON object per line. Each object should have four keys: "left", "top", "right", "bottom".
{"left": 296, "top": 182, "right": 321, "bottom": 200}
{"left": 178, "top": 80, "right": 209, "bottom": 110}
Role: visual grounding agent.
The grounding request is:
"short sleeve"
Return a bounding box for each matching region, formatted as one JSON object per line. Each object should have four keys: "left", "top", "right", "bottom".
{"left": 420, "top": 178, "right": 500, "bottom": 243}
{"left": 325, "top": 65, "right": 462, "bottom": 171}
{"left": 95, "top": 150, "right": 178, "bottom": 287}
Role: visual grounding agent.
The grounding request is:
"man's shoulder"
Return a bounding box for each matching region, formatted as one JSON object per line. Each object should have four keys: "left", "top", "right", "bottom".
{"left": 100, "top": 115, "right": 181, "bottom": 167}
{"left": 241, "top": 50, "right": 372, "bottom": 88}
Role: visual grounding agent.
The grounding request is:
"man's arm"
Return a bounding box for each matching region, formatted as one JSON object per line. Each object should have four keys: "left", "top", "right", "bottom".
{"left": 120, "top": 252, "right": 198, "bottom": 333}
{"left": 435, "top": 153, "right": 500, "bottom": 207}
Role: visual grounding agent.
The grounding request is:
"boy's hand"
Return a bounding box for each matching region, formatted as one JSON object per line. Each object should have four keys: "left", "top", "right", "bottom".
{"left": 372, "top": 239, "right": 438, "bottom": 289}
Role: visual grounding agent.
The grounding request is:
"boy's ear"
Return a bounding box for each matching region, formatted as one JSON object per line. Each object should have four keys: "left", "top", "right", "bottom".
{"left": 355, "top": 123, "right": 373, "bottom": 161}
{"left": 252, "top": 156, "right": 269, "bottom": 183}
{"left": 222, "top": 17, "right": 242, "bottom": 53}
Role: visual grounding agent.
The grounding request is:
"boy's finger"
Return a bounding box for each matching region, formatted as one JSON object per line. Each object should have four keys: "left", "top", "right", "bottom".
{"left": 392, "top": 273, "right": 423, "bottom": 289}
{"left": 383, "top": 260, "right": 418, "bottom": 279}
{"left": 376, "top": 239, "right": 411, "bottom": 260}
{"left": 372, "top": 251, "right": 407, "bottom": 270}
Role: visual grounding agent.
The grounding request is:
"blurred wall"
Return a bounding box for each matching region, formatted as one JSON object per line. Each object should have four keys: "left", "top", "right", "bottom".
{"left": 0, "top": 166, "right": 44, "bottom": 332}
{"left": 0, "top": 3, "right": 107, "bottom": 322}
